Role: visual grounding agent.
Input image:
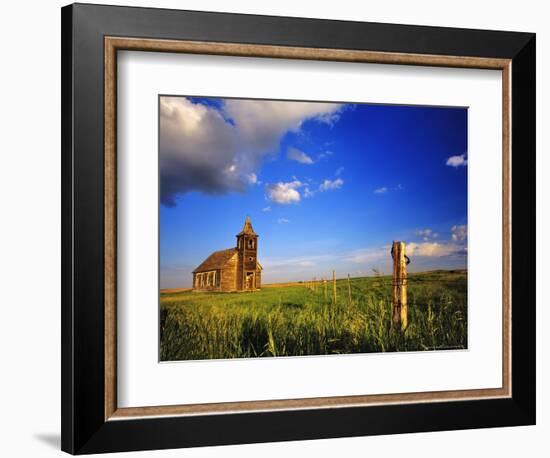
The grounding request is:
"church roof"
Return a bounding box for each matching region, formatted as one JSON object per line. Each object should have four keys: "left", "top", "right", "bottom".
{"left": 237, "top": 216, "right": 257, "bottom": 236}
{"left": 192, "top": 248, "right": 237, "bottom": 273}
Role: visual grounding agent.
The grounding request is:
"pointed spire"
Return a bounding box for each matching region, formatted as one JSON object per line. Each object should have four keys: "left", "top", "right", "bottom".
{"left": 237, "top": 215, "right": 257, "bottom": 236}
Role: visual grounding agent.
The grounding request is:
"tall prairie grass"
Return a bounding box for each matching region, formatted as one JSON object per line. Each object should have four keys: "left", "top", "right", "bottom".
{"left": 160, "top": 270, "right": 467, "bottom": 361}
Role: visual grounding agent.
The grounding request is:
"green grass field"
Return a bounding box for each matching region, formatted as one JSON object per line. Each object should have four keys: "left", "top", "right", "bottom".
{"left": 160, "top": 270, "right": 467, "bottom": 361}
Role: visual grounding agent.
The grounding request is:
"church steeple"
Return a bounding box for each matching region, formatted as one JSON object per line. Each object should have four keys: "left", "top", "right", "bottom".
{"left": 237, "top": 215, "right": 257, "bottom": 237}
{"left": 236, "top": 216, "right": 259, "bottom": 290}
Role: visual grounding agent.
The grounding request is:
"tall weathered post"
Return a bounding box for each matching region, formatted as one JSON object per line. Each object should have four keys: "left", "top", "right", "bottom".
{"left": 391, "top": 241, "right": 408, "bottom": 330}
{"left": 332, "top": 270, "right": 337, "bottom": 304}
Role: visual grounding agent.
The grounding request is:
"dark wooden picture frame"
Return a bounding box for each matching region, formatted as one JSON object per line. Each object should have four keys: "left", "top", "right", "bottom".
{"left": 61, "top": 3, "right": 536, "bottom": 454}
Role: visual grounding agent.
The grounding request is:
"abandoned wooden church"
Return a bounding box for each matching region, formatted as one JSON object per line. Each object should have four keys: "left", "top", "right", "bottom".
{"left": 192, "top": 216, "right": 262, "bottom": 292}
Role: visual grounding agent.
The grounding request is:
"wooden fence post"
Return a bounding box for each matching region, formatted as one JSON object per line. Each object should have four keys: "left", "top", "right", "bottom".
{"left": 391, "top": 241, "right": 408, "bottom": 330}
{"left": 332, "top": 270, "right": 337, "bottom": 304}
{"left": 347, "top": 274, "right": 352, "bottom": 304}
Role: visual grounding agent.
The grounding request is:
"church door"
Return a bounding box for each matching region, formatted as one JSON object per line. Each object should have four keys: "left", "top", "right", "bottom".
{"left": 245, "top": 272, "right": 254, "bottom": 290}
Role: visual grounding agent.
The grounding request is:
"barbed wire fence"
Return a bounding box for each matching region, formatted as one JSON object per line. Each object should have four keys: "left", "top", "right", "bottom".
{"left": 301, "top": 241, "right": 466, "bottom": 330}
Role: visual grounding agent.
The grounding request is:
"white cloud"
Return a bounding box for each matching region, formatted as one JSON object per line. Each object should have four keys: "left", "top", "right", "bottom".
{"left": 287, "top": 147, "right": 314, "bottom": 164}
{"left": 266, "top": 180, "right": 302, "bottom": 204}
{"left": 266, "top": 176, "right": 343, "bottom": 203}
{"left": 277, "top": 218, "right": 290, "bottom": 224}
{"left": 318, "top": 150, "right": 334, "bottom": 160}
{"left": 446, "top": 153, "right": 467, "bottom": 167}
{"left": 417, "top": 229, "right": 432, "bottom": 238}
{"left": 406, "top": 242, "right": 463, "bottom": 258}
{"left": 159, "top": 96, "right": 343, "bottom": 206}
{"left": 349, "top": 241, "right": 463, "bottom": 262}
{"left": 335, "top": 166, "right": 344, "bottom": 176}
{"left": 451, "top": 224, "right": 468, "bottom": 241}
{"left": 262, "top": 206, "right": 271, "bottom": 212}
{"left": 416, "top": 228, "right": 439, "bottom": 241}
{"left": 374, "top": 184, "right": 403, "bottom": 194}
{"left": 348, "top": 238, "right": 467, "bottom": 264}
{"left": 319, "top": 178, "right": 344, "bottom": 192}
{"left": 247, "top": 173, "right": 258, "bottom": 184}
{"left": 260, "top": 236, "right": 466, "bottom": 282}
{"left": 304, "top": 187, "right": 315, "bottom": 198}
{"left": 346, "top": 246, "right": 389, "bottom": 264}
{"left": 262, "top": 253, "right": 335, "bottom": 271}
{"left": 222, "top": 98, "right": 343, "bottom": 150}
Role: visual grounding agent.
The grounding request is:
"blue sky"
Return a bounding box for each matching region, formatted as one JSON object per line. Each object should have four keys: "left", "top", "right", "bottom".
{"left": 159, "top": 96, "right": 467, "bottom": 289}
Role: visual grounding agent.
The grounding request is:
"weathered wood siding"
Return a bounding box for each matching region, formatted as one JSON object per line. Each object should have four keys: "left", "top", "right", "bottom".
{"left": 245, "top": 238, "right": 258, "bottom": 271}
{"left": 255, "top": 270, "right": 261, "bottom": 289}
{"left": 220, "top": 254, "right": 238, "bottom": 291}
{"left": 193, "top": 269, "right": 222, "bottom": 292}
{"left": 236, "top": 253, "right": 244, "bottom": 291}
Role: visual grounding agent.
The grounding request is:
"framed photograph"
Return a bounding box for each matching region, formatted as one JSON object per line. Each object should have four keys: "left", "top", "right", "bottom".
{"left": 61, "top": 3, "right": 536, "bottom": 454}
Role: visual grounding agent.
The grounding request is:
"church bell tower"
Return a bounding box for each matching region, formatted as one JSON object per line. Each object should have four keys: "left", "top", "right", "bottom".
{"left": 236, "top": 216, "right": 259, "bottom": 290}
